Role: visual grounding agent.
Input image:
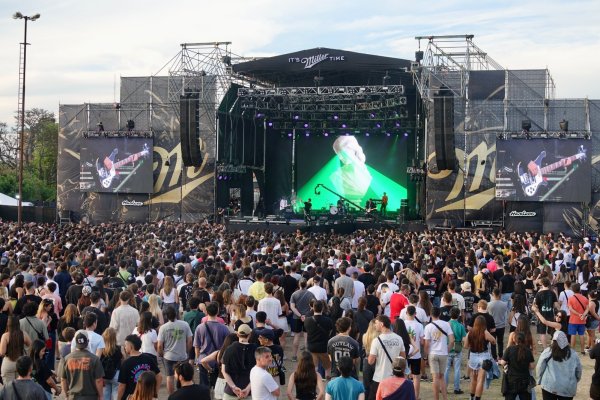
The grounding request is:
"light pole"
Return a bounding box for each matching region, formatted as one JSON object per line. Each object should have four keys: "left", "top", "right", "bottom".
{"left": 13, "top": 11, "right": 40, "bottom": 226}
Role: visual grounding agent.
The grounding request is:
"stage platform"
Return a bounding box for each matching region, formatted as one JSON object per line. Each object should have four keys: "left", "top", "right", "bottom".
{"left": 224, "top": 217, "right": 427, "bottom": 234}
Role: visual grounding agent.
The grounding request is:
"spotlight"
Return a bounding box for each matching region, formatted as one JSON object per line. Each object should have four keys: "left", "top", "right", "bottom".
{"left": 403, "top": 132, "right": 409, "bottom": 137}
{"left": 293, "top": 115, "right": 300, "bottom": 120}
{"left": 333, "top": 114, "right": 339, "bottom": 120}
{"left": 255, "top": 112, "right": 265, "bottom": 119}
{"left": 287, "top": 132, "right": 293, "bottom": 137}
{"left": 305, "top": 132, "right": 310, "bottom": 137}
{"left": 386, "top": 132, "right": 391, "bottom": 137}
{"left": 267, "top": 121, "right": 274, "bottom": 128}
{"left": 323, "top": 132, "right": 329, "bottom": 137}
{"left": 376, "top": 123, "right": 382, "bottom": 129}
{"left": 341, "top": 123, "right": 347, "bottom": 129}
{"left": 303, "top": 123, "right": 309, "bottom": 128}
{"left": 218, "top": 175, "right": 223, "bottom": 180}
{"left": 559, "top": 119, "right": 569, "bottom": 132}
{"left": 521, "top": 119, "right": 531, "bottom": 132}
{"left": 369, "top": 113, "right": 376, "bottom": 119}
{"left": 415, "top": 50, "right": 424, "bottom": 62}
{"left": 395, "top": 121, "right": 401, "bottom": 128}
{"left": 365, "top": 132, "right": 370, "bottom": 137}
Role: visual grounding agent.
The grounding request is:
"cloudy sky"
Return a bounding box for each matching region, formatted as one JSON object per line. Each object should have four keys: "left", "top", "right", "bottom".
{"left": 0, "top": 0, "right": 598, "bottom": 126}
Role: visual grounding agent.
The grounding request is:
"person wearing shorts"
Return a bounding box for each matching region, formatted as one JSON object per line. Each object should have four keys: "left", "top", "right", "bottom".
{"left": 424, "top": 307, "right": 454, "bottom": 400}
{"left": 567, "top": 283, "right": 588, "bottom": 354}
{"left": 290, "top": 280, "right": 315, "bottom": 362}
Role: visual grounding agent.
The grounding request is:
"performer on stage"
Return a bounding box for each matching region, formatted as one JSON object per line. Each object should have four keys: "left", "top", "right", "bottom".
{"left": 336, "top": 198, "right": 345, "bottom": 215}
{"left": 304, "top": 198, "right": 312, "bottom": 223}
{"left": 365, "top": 198, "right": 376, "bottom": 215}
{"left": 380, "top": 192, "right": 388, "bottom": 216}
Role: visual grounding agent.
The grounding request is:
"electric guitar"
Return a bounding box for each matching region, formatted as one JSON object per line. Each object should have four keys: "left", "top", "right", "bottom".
{"left": 96, "top": 143, "right": 150, "bottom": 188}
{"left": 517, "top": 145, "right": 587, "bottom": 197}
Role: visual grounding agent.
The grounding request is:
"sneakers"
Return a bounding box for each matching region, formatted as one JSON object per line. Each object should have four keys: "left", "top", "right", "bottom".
{"left": 454, "top": 390, "right": 464, "bottom": 395}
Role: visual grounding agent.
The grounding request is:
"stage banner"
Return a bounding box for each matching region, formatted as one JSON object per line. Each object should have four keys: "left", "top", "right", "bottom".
{"left": 543, "top": 202, "right": 583, "bottom": 238}
{"left": 495, "top": 139, "right": 590, "bottom": 202}
{"left": 505, "top": 202, "right": 544, "bottom": 233}
{"left": 58, "top": 76, "right": 216, "bottom": 223}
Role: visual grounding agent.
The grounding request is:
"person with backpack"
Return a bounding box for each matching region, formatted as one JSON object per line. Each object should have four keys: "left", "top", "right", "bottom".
{"left": 445, "top": 307, "right": 467, "bottom": 395}
{"left": 304, "top": 300, "right": 334, "bottom": 380}
{"left": 194, "top": 302, "right": 230, "bottom": 387}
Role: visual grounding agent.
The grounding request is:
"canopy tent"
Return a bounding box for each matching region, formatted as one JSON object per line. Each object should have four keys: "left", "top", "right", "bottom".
{"left": 0, "top": 193, "right": 33, "bottom": 207}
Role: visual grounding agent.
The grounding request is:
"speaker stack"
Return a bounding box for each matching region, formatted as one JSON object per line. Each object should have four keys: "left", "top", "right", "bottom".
{"left": 179, "top": 92, "right": 203, "bottom": 167}
{"left": 433, "top": 87, "right": 456, "bottom": 171}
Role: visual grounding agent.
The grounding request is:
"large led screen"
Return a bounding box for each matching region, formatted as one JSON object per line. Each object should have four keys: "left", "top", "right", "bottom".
{"left": 80, "top": 138, "right": 153, "bottom": 193}
{"left": 295, "top": 134, "right": 408, "bottom": 213}
{"left": 495, "top": 138, "right": 590, "bottom": 202}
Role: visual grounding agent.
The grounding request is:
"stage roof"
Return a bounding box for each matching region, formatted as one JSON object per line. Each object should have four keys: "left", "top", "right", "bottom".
{"left": 232, "top": 47, "right": 414, "bottom": 88}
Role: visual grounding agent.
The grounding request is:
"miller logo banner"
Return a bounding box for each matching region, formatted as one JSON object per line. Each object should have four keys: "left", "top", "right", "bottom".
{"left": 508, "top": 210, "right": 536, "bottom": 217}
{"left": 288, "top": 53, "right": 346, "bottom": 69}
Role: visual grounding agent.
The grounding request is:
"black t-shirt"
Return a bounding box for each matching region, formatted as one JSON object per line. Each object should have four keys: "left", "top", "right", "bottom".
{"left": 365, "top": 294, "right": 380, "bottom": 317}
{"left": 535, "top": 289, "right": 558, "bottom": 319}
{"left": 420, "top": 284, "right": 436, "bottom": 300}
{"left": 221, "top": 342, "right": 257, "bottom": 396}
{"left": 81, "top": 306, "right": 108, "bottom": 335}
{"left": 32, "top": 359, "right": 53, "bottom": 393}
{"left": 280, "top": 275, "right": 299, "bottom": 303}
{"left": 179, "top": 283, "right": 194, "bottom": 311}
{"left": 327, "top": 335, "right": 360, "bottom": 378}
{"left": 118, "top": 353, "right": 161, "bottom": 400}
{"left": 589, "top": 342, "right": 600, "bottom": 385}
{"left": 194, "top": 289, "right": 211, "bottom": 304}
{"left": 504, "top": 345, "right": 534, "bottom": 378}
{"left": 500, "top": 274, "right": 516, "bottom": 294}
{"left": 440, "top": 306, "right": 453, "bottom": 322}
{"left": 304, "top": 315, "right": 334, "bottom": 353}
{"left": 358, "top": 273, "right": 376, "bottom": 288}
{"left": 107, "top": 277, "right": 125, "bottom": 290}
{"left": 468, "top": 312, "right": 496, "bottom": 332}
{"left": 167, "top": 384, "right": 211, "bottom": 400}
{"left": 462, "top": 291, "right": 479, "bottom": 314}
{"left": 13, "top": 294, "right": 42, "bottom": 316}
{"left": 424, "top": 273, "right": 442, "bottom": 296}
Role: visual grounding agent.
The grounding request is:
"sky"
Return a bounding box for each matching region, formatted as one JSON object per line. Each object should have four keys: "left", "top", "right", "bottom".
{"left": 0, "top": 0, "right": 598, "bottom": 127}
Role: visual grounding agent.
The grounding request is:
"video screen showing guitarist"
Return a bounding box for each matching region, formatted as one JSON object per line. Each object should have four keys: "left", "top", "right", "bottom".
{"left": 495, "top": 139, "right": 590, "bottom": 202}
{"left": 80, "top": 138, "right": 153, "bottom": 193}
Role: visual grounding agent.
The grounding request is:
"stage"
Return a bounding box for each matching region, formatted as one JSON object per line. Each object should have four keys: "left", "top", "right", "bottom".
{"left": 224, "top": 217, "right": 427, "bottom": 234}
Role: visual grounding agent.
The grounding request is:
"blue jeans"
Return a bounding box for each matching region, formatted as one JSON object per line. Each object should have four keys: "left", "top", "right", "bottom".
{"left": 103, "top": 370, "right": 119, "bottom": 400}
{"left": 444, "top": 351, "right": 462, "bottom": 391}
{"left": 501, "top": 293, "right": 513, "bottom": 318}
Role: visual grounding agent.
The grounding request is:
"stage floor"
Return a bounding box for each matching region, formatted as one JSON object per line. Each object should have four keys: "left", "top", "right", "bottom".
{"left": 224, "top": 218, "right": 427, "bottom": 234}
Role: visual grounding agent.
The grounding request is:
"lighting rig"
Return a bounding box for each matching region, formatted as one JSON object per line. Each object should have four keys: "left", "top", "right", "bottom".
{"left": 495, "top": 119, "right": 591, "bottom": 140}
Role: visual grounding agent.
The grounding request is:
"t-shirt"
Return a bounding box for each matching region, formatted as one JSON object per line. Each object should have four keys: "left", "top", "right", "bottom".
{"left": 462, "top": 292, "right": 479, "bottom": 314}
{"left": 158, "top": 320, "right": 193, "bottom": 362}
{"left": 167, "top": 384, "right": 211, "bottom": 400}
{"left": 290, "top": 290, "right": 315, "bottom": 319}
{"left": 500, "top": 274, "right": 516, "bottom": 293}
{"left": 222, "top": 342, "right": 257, "bottom": 396}
{"left": 335, "top": 275, "right": 354, "bottom": 300}
{"left": 33, "top": 359, "right": 53, "bottom": 393}
{"left": 559, "top": 290, "right": 574, "bottom": 315}
{"left": 449, "top": 319, "right": 467, "bottom": 354}
{"left": 503, "top": 345, "right": 534, "bottom": 378}
{"left": 440, "top": 305, "right": 453, "bottom": 322}
{"left": 468, "top": 312, "right": 496, "bottom": 332}
{"left": 389, "top": 293, "right": 409, "bottom": 320}
{"left": 0, "top": 379, "right": 48, "bottom": 400}
{"left": 568, "top": 293, "right": 588, "bottom": 325}
{"left": 326, "top": 376, "right": 364, "bottom": 400}
{"left": 305, "top": 315, "right": 334, "bottom": 353}
{"left": 535, "top": 289, "right": 558, "bottom": 320}
{"left": 380, "top": 291, "right": 393, "bottom": 317}
{"left": 424, "top": 319, "right": 452, "bottom": 356}
{"left": 117, "top": 353, "right": 161, "bottom": 400}
{"left": 487, "top": 300, "right": 508, "bottom": 329}
{"left": 404, "top": 320, "right": 424, "bottom": 359}
{"left": 327, "top": 335, "right": 360, "bottom": 378}
{"left": 257, "top": 297, "right": 282, "bottom": 329}
{"left": 249, "top": 366, "right": 279, "bottom": 400}
{"left": 133, "top": 328, "right": 158, "bottom": 356}
{"left": 58, "top": 349, "right": 104, "bottom": 399}
{"left": 369, "top": 332, "right": 404, "bottom": 382}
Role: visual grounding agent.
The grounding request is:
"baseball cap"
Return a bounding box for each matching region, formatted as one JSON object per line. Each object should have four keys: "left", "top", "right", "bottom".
{"left": 461, "top": 282, "right": 472, "bottom": 292}
{"left": 82, "top": 286, "right": 92, "bottom": 296}
{"left": 552, "top": 330, "right": 569, "bottom": 349}
{"left": 257, "top": 328, "right": 275, "bottom": 341}
{"left": 75, "top": 330, "right": 89, "bottom": 349}
{"left": 237, "top": 324, "right": 252, "bottom": 337}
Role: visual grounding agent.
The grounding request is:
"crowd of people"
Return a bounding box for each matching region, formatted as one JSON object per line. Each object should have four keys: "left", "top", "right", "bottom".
{"left": 0, "top": 220, "right": 598, "bottom": 400}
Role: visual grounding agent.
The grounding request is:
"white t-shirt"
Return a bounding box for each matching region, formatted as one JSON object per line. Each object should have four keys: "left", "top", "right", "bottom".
{"left": 133, "top": 328, "right": 158, "bottom": 356}
{"left": 424, "top": 319, "right": 453, "bottom": 356}
{"left": 377, "top": 282, "right": 399, "bottom": 294}
{"left": 352, "top": 280, "right": 365, "bottom": 309}
{"left": 399, "top": 305, "right": 429, "bottom": 326}
{"left": 249, "top": 365, "right": 279, "bottom": 400}
{"left": 257, "top": 297, "right": 282, "bottom": 329}
{"left": 71, "top": 330, "right": 105, "bottom": 354}
{"left": 559, "top": 289, "right": 574, "bottom": 315}
{"left": 369, "top": 331, "right": 404, "bottom": 382}
{"left": 308, "top": 285, "right": 328, "bottom": 302}
{"left": 403, "top": 320, "right": 424, "bottom": 359}
{"left": 451, "top": 293, "right": 465, "bottom": 311}
{"left": 380, "top": 291, "right": 393, "bottom": 317}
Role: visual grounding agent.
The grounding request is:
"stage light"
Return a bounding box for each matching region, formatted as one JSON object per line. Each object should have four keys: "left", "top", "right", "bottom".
{"left": 218, "top": 175, "right": 223, "bottom": 180}
{"left": 323, "top": 132, "right": 329, "bottom": 137}
{"left": 369, "top": 113, "right": 376, "bottom": 119}
{"left": 415, "top": 50, "right": 424, "bottom": 62}
{"left": 559, "top": 119, "right": 569, "bottom": 132}
{"left": 376, "top": 123, "right": 382, "bottom": 129}
{"left": 386, "top": 132, "right": 391, "bottom": 137}
{"left": 521, "top": 119, "right": 531, "bottom": 132}
{"left": 395, "top": 121, "right": 401, "bottom": 128}
{"left": 255, "top": 112, "right": 265, "bottom": 119}
{"left": 303, "top": 123, "right": 309, "bottom": 128}
{"left": 267, "top": 121, "right": 274, "bottom": 127}
{"left": 287, "top": 132, "right": 293, "bottom": 137}
{"left": 333, "top": 114, "right": 339, "bottom": 120}
{"left": 365, "top": 132, "right": 370, "bottom": 137}
{"left": 293, "top": 115, "right": 300, "bottom": 120}
{"left": 403, "top": 132, "right": 409, "bottom": 137}
{"left": 305, "top": 132, "right": 310, "bottom": 137}
{"left": 341, "top": 123, "right": 347, "bottom": 129}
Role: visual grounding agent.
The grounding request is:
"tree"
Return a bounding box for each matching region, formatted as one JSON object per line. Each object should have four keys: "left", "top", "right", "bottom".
{"left": 0, "top": 122, "right": 17, "bottom": 168}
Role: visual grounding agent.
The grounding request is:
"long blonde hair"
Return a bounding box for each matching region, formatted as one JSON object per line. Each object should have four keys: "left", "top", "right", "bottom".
{"left": 62, "top": 304, "right": 79, "bottom": 324}
{"left": 0, "top": 287, "right": 8, "bottom": 300}
{"left": 163, "top": 276, "right": 174, "bottom": 297}
{"left": 102, "top": 327, "right": 118, "bottom": 357}
{"left": 362, "top": 319, "right": 380, "bottom": 353}
{"left": 148, "top": 294, "right": 162, "bottom": 320}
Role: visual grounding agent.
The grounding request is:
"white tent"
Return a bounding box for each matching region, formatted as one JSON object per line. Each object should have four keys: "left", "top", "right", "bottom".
{"left": 0, "top": 193, "right": 33, "bottom": 206}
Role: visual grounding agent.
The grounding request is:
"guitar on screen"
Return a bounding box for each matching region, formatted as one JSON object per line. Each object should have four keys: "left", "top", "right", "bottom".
{"left": 96, "top": 143, "right": 150, "bottom": 189}
{"left": 516, "top": 145, "right": 586, "bottom": 197}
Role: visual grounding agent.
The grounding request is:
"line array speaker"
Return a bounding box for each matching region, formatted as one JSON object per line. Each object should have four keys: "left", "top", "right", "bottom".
{"left": 433, "top": 91, "right": 456, "bottom": 171}
{"left": 179, "top": 93, "right": 203, "bottom": 167}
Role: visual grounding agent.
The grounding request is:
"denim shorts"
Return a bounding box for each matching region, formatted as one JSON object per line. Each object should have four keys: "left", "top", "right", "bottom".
{"left": 568, "top": 323, "right": 585, "bottom": 336}
{"left": 468, "top": 351, "right": 491, "bottom": 371}
{"left": 588, "top": 319, "right": 600, "bottom": 330}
